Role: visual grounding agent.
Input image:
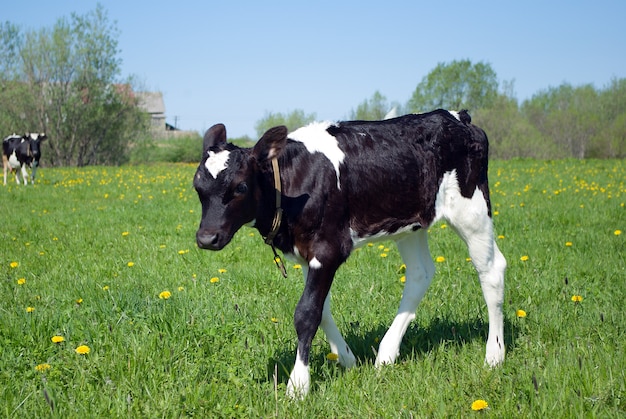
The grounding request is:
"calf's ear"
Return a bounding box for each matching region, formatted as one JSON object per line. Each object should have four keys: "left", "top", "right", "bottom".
{"left": 253, "top": 125, "right": 288, "bottom": 162}
{"left": 203, "top": 123, "right": 227, "bottom": 153}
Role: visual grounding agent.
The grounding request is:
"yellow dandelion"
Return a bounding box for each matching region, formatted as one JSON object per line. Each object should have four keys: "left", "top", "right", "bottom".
{"left": 498, "top": 235, "right": 505, "bottom": 239}
{"left": 440, "top": 224, "right": 447, "bottom": 229}
{"left": 516, "top": 309, "right": 527, "bottom": 318}
{"left": 178, "top": 249, "right": 189, "bottom": 255}
{"left": 565, "top": 242, "right": 573, "bottom": 247}
{"left": 380, "top": 253, "right": 388, "bottom": 258}
{"left": 218, "top": 268, "right": 227, "bottom": 273}
{"left": 10, "top": 261, "right": 19, "bottom": 268}
{"left": 76, "top": 298, "right": 83, "bottom": 304}
{"left": 159, "top": 290, "right": 172, "bottom": 299}
{"left": 615, "top": 230, "right": 622, "bottom": 236}
{"left": 102, "top": 285, "right": 109, "bottom": 291}
{"left": 377, "top": 245, "right": 385, "bottom": 250}
{"left": 400, "top": 275, "right": 406, "bottom": 283}
{"left": 520, "top": 255, "right": 529, "bottom": 262}
{"left": 178, "top": 286, "right": 184, "bottom": 292}
{"left": 17, "top": 278, "right": 26, "bottom": 285}
{"left": 326, "top": 353, "right": 339, "bottom": 361}
{"left": 75, "top": 345, "right": 90, "bottom": 355}
{"left": 494, "top": 211, "right": 499, "bottom": 216}
{"left": 210, "top": 277, "right": 219, "bottom": 283}
{"left": 121, "top": 231, "right": 129, "bottom": 236}
{"left": 367, "top": 243, "right": 374, "bottom": 247}
{"left": 471, "top": 399, "right": 489, "bottom": 411}
{"left": 51, "top": 335, "right": 65, "bottom": 343}
{"left": 293, "top": 264, "right": 302, "bottom": 270}
{"left": 571, "top": 295, "right": 583, "bottom": 303}
{"left": 26, "top": 307, "right": 35, "bottom": 313}
{"left": 35, "top": 363, "right": 51, "bottom": 372}
{"left": 466, "top": 257, "right": 472, "bottom": 262}
{"left": 270, "top": 317, "right": 279, "bottom": 323}
{"left": 435, "top": 256, "right": 446, "bottom": 263}
{"left": 127, "top": 261, "right": 135, "bottom": 267}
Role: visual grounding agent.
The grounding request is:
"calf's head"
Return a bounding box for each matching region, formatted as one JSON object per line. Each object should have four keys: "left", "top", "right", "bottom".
{"left": 27, "top": 133, "right": 47, "bottom": 165}
{"left": 194, "top": 123, "right": 288, "bottom": 250}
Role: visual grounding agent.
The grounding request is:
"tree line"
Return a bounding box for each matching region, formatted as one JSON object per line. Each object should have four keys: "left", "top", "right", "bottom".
{"left": 2, "top": 4, "right": 624, "bottom": 165}
{"left": 257, "top": 61, "right": 626, "bottom": 159}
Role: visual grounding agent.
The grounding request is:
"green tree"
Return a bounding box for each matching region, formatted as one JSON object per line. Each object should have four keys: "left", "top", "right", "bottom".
{"left": 475, "top": 95, "right": 553, "bottom": 159}
{"left": 591, "top": 78, "right": 626, "bottom": 158}
{"left": 255, "top": 109, "right": 316, "bottom": 138}
{"left": 407, "top": 59, "right": 498, "bottom": 112}
{"left": 522, "top": 83, "right": 601, "bottom": 158}
{"left": 0, "top": 5, "right": 147, "bottom": 166}
{"left": 0, "top": 22, "right": 21, "bottom": 79}
{"left": 350, "top": 91, "right": 400, "bottom": 120}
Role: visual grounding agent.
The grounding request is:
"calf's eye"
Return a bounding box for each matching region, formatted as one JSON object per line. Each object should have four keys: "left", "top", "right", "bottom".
{"left": 235, "top": 182, "right": 248, "bottom": 194}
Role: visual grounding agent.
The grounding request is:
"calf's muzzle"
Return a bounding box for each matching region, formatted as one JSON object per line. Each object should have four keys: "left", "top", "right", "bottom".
{"left": 196, "top": 229, "right": 224, "bottom": 251}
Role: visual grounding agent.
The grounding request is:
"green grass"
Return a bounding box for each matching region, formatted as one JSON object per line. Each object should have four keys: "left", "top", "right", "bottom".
{"left": 1, "top": 160, "right": 624, "bottom": 417}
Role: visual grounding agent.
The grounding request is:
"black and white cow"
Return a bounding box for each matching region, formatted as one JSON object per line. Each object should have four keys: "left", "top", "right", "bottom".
{"left": 194, "top": 109, "right": 506, "bottom": 398}
{"left": 2, "top": 133, "right": 47, "bottom": 185}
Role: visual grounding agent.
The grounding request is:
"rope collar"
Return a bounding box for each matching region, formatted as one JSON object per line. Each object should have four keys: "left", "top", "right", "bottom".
{"left": 264, "top": 157, "right": 287, "bottom": 277}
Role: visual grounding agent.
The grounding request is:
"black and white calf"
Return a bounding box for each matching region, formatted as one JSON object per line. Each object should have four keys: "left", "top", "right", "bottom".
{"left": 194, "top": 109, "right": 506, "bottom": 398}
{"left": 2, "top": 133, "right": 47, "bottom": 185}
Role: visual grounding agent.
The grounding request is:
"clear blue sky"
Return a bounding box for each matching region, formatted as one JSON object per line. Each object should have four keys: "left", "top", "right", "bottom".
{"left": 4, "top": 1, "right": 626, "bottom": 138}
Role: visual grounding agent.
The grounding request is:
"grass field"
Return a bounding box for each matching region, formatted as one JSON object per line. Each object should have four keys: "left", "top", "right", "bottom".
{"left": 1, "top": 159, "right": 624, "bottom": 417}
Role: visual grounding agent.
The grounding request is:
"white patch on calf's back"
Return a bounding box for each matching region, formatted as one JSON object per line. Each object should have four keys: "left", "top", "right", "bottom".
{"left": 289, "top": 122, "right": 345, "bottom": 189}
{"left": 205, "top": 150, "right": 230, "bottom": 179}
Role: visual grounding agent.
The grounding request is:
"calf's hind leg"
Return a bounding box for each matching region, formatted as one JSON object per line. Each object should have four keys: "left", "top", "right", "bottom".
{"left": 446, "top": 191, "right": 507, "bottom": 366}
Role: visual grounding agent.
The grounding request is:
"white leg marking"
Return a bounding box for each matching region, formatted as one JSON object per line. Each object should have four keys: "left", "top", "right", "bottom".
{"left": 20, "top": 165, "right": 29, "bottom": 185}
{"left": 286, "top": 349, "right": 310, "bottom": 400}
{"left": 473, "top": 240, "right": 506, "bottom": 366}
{"left": 376, "top": 230, "right": 434, "bottom": 366}
{"left": 437, "top": 171, "right": 506, "bottom": 366}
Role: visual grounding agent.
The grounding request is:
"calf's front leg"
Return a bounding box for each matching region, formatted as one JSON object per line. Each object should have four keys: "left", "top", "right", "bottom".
{"left": 299, "top": 264, "right": 356, "bottom": 369}
{"left": 286, "top": 257, "right": 337, "bottom": 399}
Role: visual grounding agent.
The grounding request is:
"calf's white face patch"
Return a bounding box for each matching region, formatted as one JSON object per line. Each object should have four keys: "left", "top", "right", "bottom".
{"left": 205, "top": 150, "right": 230, "bottom": 179}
